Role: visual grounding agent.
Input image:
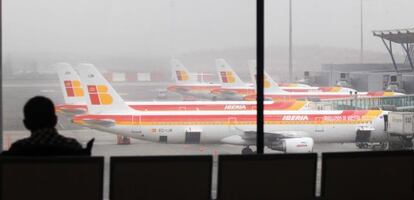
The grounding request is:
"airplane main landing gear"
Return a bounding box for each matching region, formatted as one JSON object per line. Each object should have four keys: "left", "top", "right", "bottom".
{"left": 241, "top": 146, "right": 254, "bottom": 155}
{"left": 356, "top": 142, "right": 369, "bottom": 149}
{"left": 117, "top": 136, "right": 131, "bottom": 145}
{"left": 356, "top": 142, "right": 388, "bottom": 150}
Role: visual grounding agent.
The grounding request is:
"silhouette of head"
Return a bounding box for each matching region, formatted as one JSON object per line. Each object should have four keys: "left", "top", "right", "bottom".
{"left": 23, "top": 96, "right": 57, "bottom": 131}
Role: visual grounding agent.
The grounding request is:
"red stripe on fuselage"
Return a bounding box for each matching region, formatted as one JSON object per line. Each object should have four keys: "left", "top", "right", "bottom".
{"left": 56, "top": 100, "right": 302, "bottom": 112}
{"left": 73, "top": 110, "right": 371, "bottom": 123}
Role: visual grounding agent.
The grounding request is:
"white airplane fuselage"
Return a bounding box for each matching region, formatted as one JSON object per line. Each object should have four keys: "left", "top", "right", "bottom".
{"left": 73, "top": 110, "right": 388, "bottom": 145}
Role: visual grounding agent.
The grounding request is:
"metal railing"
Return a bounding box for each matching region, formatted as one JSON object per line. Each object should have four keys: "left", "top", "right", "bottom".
{"left": 321, "top": 94, "right": 414, "bottom": 111}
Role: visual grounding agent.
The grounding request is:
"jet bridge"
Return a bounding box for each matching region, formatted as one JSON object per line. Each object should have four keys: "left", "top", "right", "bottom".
{"left": 321, "top": 94, "right": 414, "bottom": 111}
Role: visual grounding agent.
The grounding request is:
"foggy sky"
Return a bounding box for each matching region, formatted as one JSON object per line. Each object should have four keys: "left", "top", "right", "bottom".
{"left": 4, "top": 0, "right": 414, "bottom": 59}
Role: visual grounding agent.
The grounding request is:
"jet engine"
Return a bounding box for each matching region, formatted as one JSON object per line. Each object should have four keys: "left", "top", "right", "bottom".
{"left": 268, "top": 137, "right": 314, "bottom": 153}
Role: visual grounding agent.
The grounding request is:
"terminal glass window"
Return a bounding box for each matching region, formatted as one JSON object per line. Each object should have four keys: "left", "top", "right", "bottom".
{"left": 4, "top": 0, "right": 414, "bottom": 199}
{"left": 3, "top": 0, "right": 255, "bottom": 199}
{"left": 263, "top": 0, "right": 414, "bottom": 155}
{"left": 3, "top": 0, "right": 255, "bottom": 154}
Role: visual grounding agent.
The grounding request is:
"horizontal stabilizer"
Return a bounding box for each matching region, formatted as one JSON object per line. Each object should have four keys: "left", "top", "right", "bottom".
{"left": 82, "top": 118, "right": 116, "bottom": 127}
{"left": 57, "top": 107, "right": 87, "bottom": 115}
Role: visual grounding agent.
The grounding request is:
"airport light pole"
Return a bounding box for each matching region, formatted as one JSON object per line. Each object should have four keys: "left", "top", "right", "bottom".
{"left": 360, "top": 0, "right": 364, "bottom": 63}
{"left": 169, "top": 0, "right": 176, "bottom": 59}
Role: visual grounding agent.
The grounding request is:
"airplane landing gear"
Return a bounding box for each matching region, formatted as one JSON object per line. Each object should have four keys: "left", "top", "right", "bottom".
{"left": 356, "top": 142, "right": 388, "bottom": 150}
{"left": 376, "top": 142, "right": 388, "bottom": 150}
{"left": 241, "top": 146, "right": 254, "bottom": 155}
{"left": 117, "top": 136, "right": 131, "bottom": 145}
{"left": 356, "top": 142, "right": 369, "bottom": 149}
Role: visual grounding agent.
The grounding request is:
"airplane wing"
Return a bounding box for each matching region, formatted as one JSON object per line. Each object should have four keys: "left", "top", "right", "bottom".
{"left": 221, "top": 129, "right": 309, "bottom": 145}
{"left": 220, "top": 90, "right": 238, "bottom": 96}
{"left": 58, "top": 107, "right": 87, "bottom": 115}
{"left": 244, "top": 130, "right": 308, "bottom": 140}
{"left": 82, "top": 118, "right": 116, "bottom": 127}
{"left": 175, "top": 87, "right": 191, "bottom": 93}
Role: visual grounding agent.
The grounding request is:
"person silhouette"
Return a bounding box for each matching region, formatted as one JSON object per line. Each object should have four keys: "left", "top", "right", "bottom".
{"left": 4, "top": 96, "right": 93, "bottom": 156}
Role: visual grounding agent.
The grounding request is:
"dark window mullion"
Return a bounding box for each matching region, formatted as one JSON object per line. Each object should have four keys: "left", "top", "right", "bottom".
{"left": 0, "top": 0, "right": 3, "bottom": 153}
{"left": 256, "top": 0, "right": 264, "bottom": 154}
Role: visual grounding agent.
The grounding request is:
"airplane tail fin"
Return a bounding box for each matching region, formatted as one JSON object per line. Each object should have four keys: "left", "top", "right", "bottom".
{"left": 171, "top": 59, "right": 198, "bottom": 84}
{"left": 75, "top": 63, "right": 132, "bottom": 114}
{"left": 215, "top": 59, "right": 246, "bottom": 87}
{"left": 56, "top": 63, "right": 85, "bottom": 104}
{"left": 248, "top": 60, "right": 287, "bottom": 94}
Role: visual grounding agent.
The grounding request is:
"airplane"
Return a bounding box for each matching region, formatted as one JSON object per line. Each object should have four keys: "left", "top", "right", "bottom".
{"left": 55, "top": 63, "right": 310, "bottom": 116}
{"left": 71, "top": 63, "right": 395, "bottom": 154}
{"left": 210, "top": 59, "right": 357, "bottom": 100}
{"left": 244, "top": 62, "right": 405, "bottom": 101}
{"left": 56, "top": 63, "right": 88, "bottom": 115}
{"left": 210, "top": 59, "right": 256, "bottom": 100}
{"left": 244, "top": 60, "right": 357, "bottom": 93}
{"left": 278, "top": 83, "right": 311, "bottom": 87}
{"left": 166, "top": 59, "right": 220, "bottom": 100}
{"left": 276, "top": 80, "right": 355, "bottom": 93}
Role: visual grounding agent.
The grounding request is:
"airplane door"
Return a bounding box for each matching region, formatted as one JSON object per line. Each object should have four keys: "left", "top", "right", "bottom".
{"left": 132, "top": 115, "right": 141, "bottom": 134}
{"left": 184, "top": 128, "right": 201, "bottom": 144}
{"left": 355, "top": 130, "right": 371, "bottom": 143}
{"left": 185, "top": 132, "right": 201, "bottom": 144}
{"left": 228, "top": 117, "right": 238, "bottom": 132}
{"left": 314, "top": 116, "right": 324, "bottom": 133}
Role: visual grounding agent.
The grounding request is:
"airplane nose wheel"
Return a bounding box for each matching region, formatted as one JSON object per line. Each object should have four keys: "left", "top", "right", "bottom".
{"left": 241, "top": 146, "right": 254, "bottom": 155}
